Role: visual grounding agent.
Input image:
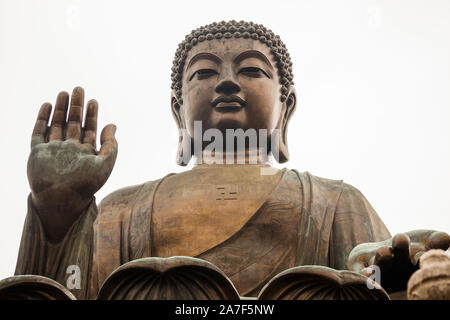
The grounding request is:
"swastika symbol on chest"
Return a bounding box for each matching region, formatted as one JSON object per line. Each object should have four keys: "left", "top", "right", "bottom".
{"left": 215, "top": 184, "right": 239, "bottom": 201}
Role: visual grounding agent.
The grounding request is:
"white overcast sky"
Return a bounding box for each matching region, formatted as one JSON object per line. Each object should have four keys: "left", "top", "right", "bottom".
{"left": 0, "top": 0, "right": 449, "bottom": 279}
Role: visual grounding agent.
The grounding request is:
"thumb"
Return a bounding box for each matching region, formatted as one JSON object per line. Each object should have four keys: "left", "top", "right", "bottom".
{"left": 99, "top": 124, "right": 118, "bottom": 158}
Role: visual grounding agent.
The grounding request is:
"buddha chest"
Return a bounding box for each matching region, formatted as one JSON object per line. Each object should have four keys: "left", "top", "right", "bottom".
{"left": 151, "top": 165, "right": 286, "bottom": 257}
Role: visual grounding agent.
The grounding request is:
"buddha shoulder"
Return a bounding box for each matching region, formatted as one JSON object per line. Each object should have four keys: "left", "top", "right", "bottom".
{"left": 97, "top": 179, "right": 162, "bottom": 220}
{"left": 290, "top": 170, "right": 375, "bottom": 208}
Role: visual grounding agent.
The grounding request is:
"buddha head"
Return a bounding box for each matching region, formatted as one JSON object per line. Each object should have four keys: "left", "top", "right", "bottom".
{"left": 171, "top": 20, "right": 297, "bottom": 165}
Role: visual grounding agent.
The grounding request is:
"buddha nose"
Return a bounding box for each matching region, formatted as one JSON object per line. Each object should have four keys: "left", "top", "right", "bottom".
{"left": 215, "top": 72, "right": 241, "bottom": 95}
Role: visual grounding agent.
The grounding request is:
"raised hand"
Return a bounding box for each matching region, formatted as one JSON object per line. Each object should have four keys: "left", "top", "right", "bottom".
{"left": 347, "top": 230, "right": 450, "bottom": 293}
{"left": 27, "top": 87, "right": 118, "bottom": 242}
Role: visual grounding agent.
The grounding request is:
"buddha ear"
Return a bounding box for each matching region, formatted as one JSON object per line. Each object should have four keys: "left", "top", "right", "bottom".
{"left": 171, "top": 91, "right": 191, "bottom": 166}
{"left": 273, "top": 86, "right": 297, "bottom": 163}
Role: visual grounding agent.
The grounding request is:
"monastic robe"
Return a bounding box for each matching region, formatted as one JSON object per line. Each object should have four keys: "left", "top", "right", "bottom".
{"left": 15, "top": 170, "right": 391, "bottom": 299}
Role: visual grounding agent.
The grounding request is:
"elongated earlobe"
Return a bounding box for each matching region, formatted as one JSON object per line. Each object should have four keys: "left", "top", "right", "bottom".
{"left": 273, "top": 88, "right": 296, "bottom": 163}
{"left": 176, "top": 129, "right": 193, "bottom": 166}
{"left": 171, "top": 93, "right": 192, "bottom": 166}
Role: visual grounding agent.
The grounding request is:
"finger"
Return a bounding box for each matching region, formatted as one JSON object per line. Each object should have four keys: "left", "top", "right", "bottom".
{"left": 429, "top": 231, "right": 450, "bottom": 251}
{"left": 374, "top": 246, "right": 395, "bottom": 283}
{"left": 66, "top": 86, "right": 85, "bottom": 140}
{"left": 48, "top": 91, "right": 69, "bottom": 141}
{"left": 31, "top": 103, "right": 52, "bottom": 148}
{"left": 99, "top": 124, "right": 118, "bottom": 158}
{"left": 82, "top": 99, "right": 98, "bottom": 148}
{"left": 374, "top": 246, "right": 394, "bottom": 266}
{"left": 392, "top": 233, "right": 411, "bottom": 263}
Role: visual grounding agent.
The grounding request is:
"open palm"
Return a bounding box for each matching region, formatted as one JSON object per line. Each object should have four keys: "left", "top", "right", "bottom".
{"left": 27, "top": 87, "right": 117, "bottom": 241}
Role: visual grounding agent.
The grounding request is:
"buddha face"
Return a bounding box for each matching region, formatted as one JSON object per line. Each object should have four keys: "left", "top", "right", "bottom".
{"left": 172, "top": 37, "right": 296, "bottom": 163}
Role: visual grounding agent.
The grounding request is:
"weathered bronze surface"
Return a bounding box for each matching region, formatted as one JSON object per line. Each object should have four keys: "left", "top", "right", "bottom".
{"left": 10, "top": 20, "right": 450, "bottom": 300}
{"left": 407, "top": 249, "right": 450, "bottom": 300}
{"left": 97, "top": 256, "right": 241, "bottom": 300}
{"left": 0, "top": 275, "right": 75, "bottom": 300}
{"left": 257, "top": 266, "right": 389, "bottom": 300}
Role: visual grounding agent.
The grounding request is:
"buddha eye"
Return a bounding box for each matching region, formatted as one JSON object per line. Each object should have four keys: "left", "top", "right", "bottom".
{"left": 189, "top": 69, "right": 218, "bottom": 81}
{"left": 238, "top": 67, "right": 270, "bottom": 78}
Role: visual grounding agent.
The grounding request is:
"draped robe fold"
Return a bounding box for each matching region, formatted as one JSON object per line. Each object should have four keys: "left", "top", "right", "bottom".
{"left": 14, "top": 170, "right": 391, "bottom": 299}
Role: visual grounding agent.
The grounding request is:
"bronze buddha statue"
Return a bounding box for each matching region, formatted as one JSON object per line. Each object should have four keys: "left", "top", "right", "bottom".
{"left": 14, "top": 20, "right": 449, "bottom": 299}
